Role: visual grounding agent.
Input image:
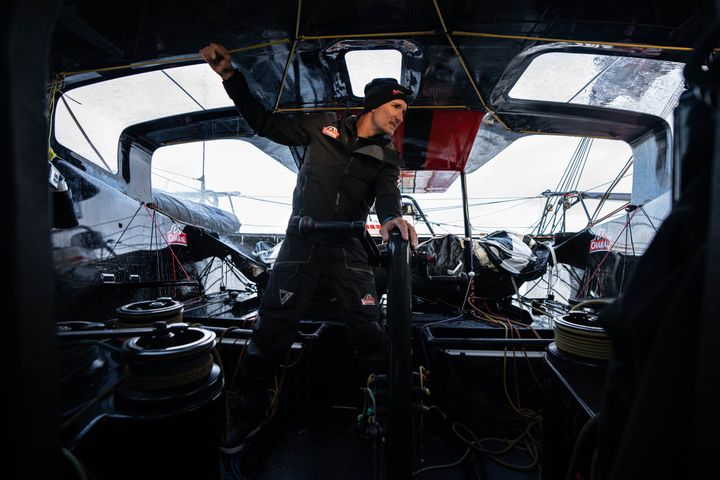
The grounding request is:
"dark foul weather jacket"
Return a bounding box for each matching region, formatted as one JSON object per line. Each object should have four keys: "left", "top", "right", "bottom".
{"left": 222, "top": 73, "right": 403, "bottom": 234}
{"left": 222, "top": 71, "right": 397, "bottom": 371}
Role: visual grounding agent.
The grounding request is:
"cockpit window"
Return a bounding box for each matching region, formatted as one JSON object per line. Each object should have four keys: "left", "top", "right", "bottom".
{"left": 509, "top": 52, "right": 685, "bottom": 122}
{"left": 53, "top": 64, "right": 233, "bottom": 174}
{"left": 345, "top": 49, "right": 402, "bottom": 97}
{"left": 152, "top": 139, "right": 295, "bottom": 234}
{"left": 407, "top": 135, "right": 633, "bottom": 237}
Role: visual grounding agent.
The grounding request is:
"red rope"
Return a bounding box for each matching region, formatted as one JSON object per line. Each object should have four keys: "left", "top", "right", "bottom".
{"left": 143, "top": 204, "right": 191, "bottom": 281}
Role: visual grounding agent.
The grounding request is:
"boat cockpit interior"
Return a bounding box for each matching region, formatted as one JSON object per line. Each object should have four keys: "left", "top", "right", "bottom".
{"left": 6, "top": 1, "right": 720, "bottom": 479}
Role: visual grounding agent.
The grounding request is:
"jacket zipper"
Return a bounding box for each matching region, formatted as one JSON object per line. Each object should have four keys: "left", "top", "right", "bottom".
{"left": 331, "top": 127, "right": 357, "bottom": 219}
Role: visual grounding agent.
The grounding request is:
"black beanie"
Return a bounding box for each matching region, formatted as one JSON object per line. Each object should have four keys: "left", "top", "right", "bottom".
{"left": 362, "top": 77, "right": 412, "bottom": 112}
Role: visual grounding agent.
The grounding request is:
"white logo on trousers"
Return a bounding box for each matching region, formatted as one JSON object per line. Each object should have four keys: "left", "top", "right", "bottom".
{"left": 279, "top": 289, "right": 294, "bottom": 305}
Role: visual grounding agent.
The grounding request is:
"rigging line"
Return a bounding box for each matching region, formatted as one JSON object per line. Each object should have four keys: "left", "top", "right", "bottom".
{"left": 548, "top": 138, "right": 593, "bottom": 233}
{"left": 540, "top": 139, "right": 589, "bottom": 234}
{"left": 226, "top": 192, "right": 237, "bottom": 217}
{"left": 146, "top": 199, "right": 234, "bottom": 233}
{"left": 273, "top": 0, "right": 302, "bottom": 112}
{"left": 569, "top": 139, "right": 591, "bottom": 185}
{"left": 227, "top": 192, "right": 292, "bottom": 206}
{"left": 200, "top": 141, "right": 206, "bottom": 204}
{"left": 58, "top": 39, "right": 291, "bottom": 77}
{"left": 47, "top": 77, "right": 64, "bottom": 159}
{"left": 161, "top": 70, "right": 206, "bottom": 111}
{"left": 222, "top": 266, "right": 249, "bottom": 290}
{"left": 201, "top": 274, "right": 226, "bottom": 294}
{"left": 431, "top": 0, "right": 510, "bottom": 130}
{"left": 534, "top": 267, "right": 577, "bottom": 293}
{"left": 468, "top": 196, "right": 542, "bottom": 219}
{"left": 526, "top": 276, "right": 572, "bottom": 303}
{"left": 620, "top": 211, "right": 630, "bottom": 293}
{"left": 422, "top": 196, "right": 543, "bottom": 212}
{"left": 197, "top": 259, "right": 219, "bottom": 283}
{"left": 638, "top": 204, "right": 659, "bottom": 232}
{"left": 565, "top": 139, "right": 591, "bottom": 193}
{"left": 203, "top": 274, "right": 228, "bottom": 296}
{"left": 224, "top": 259, "right": 254, "bottom": 287}
{"left": 578, "top": 207, "right": 639, "bottom": 297}
{"left": 151, "top": 208, "right": 162, "bottom": 291}
{"left": 240, "top": 222, "right": 291, "bottom": 228}
{"left": 142, "top": 204, "right": 192, "bottom": 280}
{"left": 527, "top": 215, "right": 545, "bottom": 235}
{"left": 590, "top": 201, "right": 631, "bottom": 226}
{"left": 273, "top": 38, "right": 298, "bottom": 112}
{"left": 298, "top": 30, "right": 437, "bottom": 41}
{"left": 503, "top": 18, "right": 708, "bottom": 34}
{"left": 58, "top": 94, "right": 112, "bottom": 172}
{"left": 548, "top": 202, "right": 630, "bottom": 250}
{"left": 522, "top": 276, "right": 547, "bottom": 296}
{"left": 589, "top": 155, "right": 634, "bottom": 223}
{"left": 534, "top": 195, "right": 553, "bottom": 235}
{"left": 204, "top": 300, "right": 235, "bottom": 319}
{"left": 424, "top": 194, "right": 543, "bottom": 202}
{"left": 628, "top": 212, "right": 637, "bottom": 256}
{"left": 153, "top": 172, "right": 202, "bottom": 192}
{"left": 566, "top": 57, "right": 621, "bottom": 103}
{"left": 538, "top": 200, "right": 557, "bottom": 236}
{"left": 153, "top": 166, "right": 203, "bottom": 181}
{"left": 451, "top": 31, "right": 701, "bottom": 52}
{"left": 583, "top": 172, "right": 632, "bottom": 193}
{"left": 515, "top": 297, "right": 566, "bottom": 317}
{"left": 107, "top": 204, "right": 144, "bottom": 257}
{"left": 562, "top": 263, "right": 585, "bottom": 286}
{"left": 293, "top": 0, "right": 302, "bottom": 39}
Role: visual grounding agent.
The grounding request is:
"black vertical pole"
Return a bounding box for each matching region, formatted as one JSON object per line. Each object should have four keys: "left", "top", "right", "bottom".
{"left": 460, "top": 170, "right": 474, "bottom": 273}
{"left": 7, "top": 1, "right": 62, "bottom": 478}
{"left": 693, "top": 13, "right": 720, "bottom": 477}
{"left": 385, "top": 229, "right": 412, "bottom": 479}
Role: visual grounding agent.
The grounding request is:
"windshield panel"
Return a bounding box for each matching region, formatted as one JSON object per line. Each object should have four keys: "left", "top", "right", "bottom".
{"left": 509, "top": 52, "right": 684, "bottom": 122}
{"left": 54, "top": 64, "right": 232, "bottom": 173}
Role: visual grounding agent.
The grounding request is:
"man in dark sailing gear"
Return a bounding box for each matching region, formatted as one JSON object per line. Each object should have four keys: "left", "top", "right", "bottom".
{"left": 200, "top": 43, "right": 417, "bottom": 450}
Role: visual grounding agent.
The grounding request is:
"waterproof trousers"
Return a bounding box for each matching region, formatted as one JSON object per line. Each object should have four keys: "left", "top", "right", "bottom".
{"left": 239, "top": 234, "right": 385, "bottom": 385}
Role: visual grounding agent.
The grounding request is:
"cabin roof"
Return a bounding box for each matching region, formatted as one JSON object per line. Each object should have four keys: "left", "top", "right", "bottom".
{"left": 51, "top": 0, "right": 716, "bottom": 134}
{"left": 48, "top": 0, "right": 717, "bottom": 214}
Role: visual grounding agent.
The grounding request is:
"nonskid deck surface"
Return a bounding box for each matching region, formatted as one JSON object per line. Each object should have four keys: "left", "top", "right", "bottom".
{"left": 221, "top": 404, "right": 541, "bottom": 480}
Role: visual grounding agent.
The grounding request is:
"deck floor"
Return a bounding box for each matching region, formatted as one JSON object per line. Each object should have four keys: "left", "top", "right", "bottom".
{"left": 221, "top": 404, "right": 541, "bottom": 480}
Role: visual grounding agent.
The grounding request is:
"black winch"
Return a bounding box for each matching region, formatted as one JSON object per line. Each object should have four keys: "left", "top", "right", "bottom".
{"left": 115, "top": 296, "right": 184, "bottom": 327}
{"left": 548, "top": 309, "right": 613, "bottom": 372}
{"left": 64, "top": 310, "right": 225, "bottom": 479}
{"left": 57, "top": 321, "right": 114, "bottom": 420}
{"left": 114, "top": 322, "right": 223, "bottom": 414}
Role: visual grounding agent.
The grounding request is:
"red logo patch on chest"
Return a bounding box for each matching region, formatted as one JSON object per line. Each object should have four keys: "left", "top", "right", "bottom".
{"left": 322, "top": 125, "right": 340, "bottom": 139}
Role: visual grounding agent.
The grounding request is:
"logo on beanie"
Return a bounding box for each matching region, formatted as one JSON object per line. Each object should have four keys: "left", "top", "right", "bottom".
{"left": 391, "top": 89, "right": 404, "bottom": 95}
{"left": 322, "top": 125, "right": 340, "bottom": 139}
